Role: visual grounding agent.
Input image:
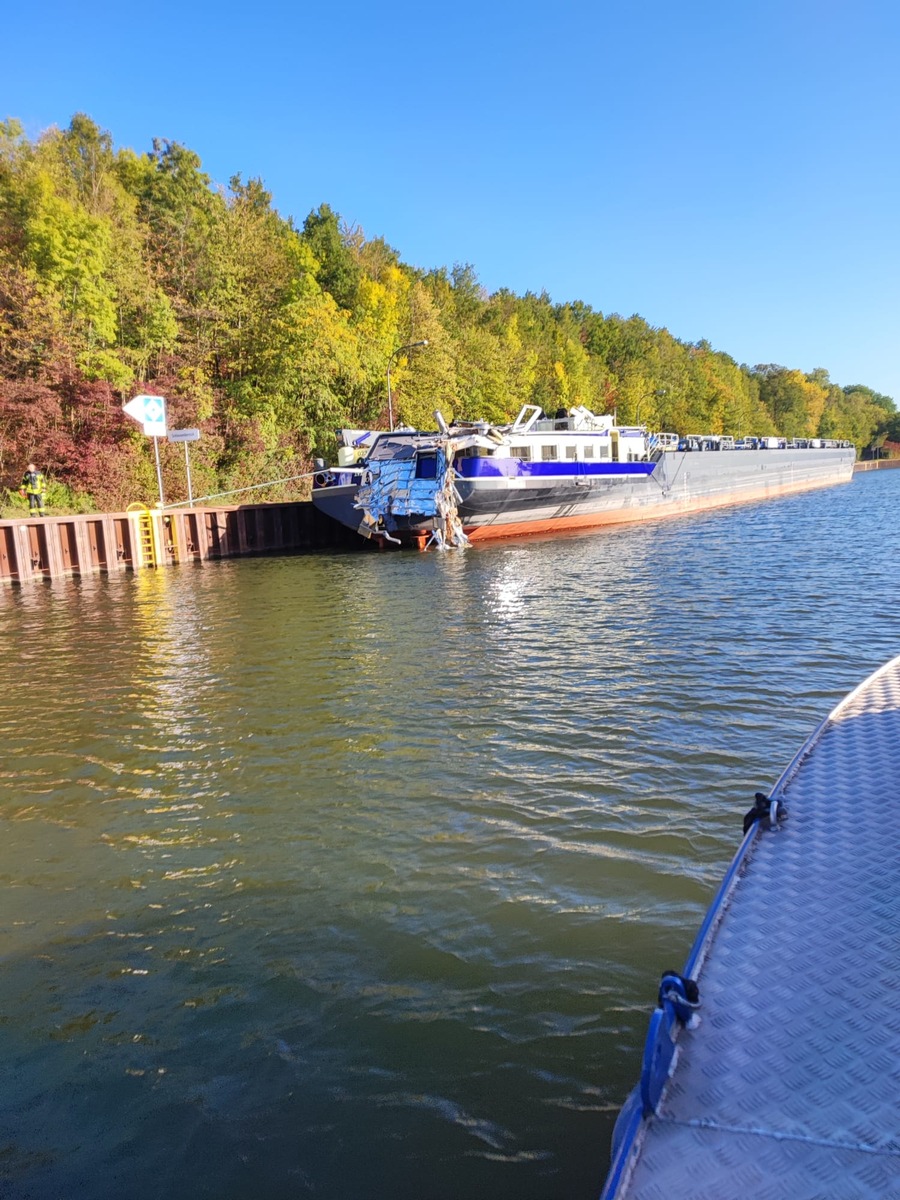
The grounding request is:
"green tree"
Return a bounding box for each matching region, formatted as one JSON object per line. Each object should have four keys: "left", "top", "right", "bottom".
{"left": 302, "top": 203, "right": 361, "bottom": 313}
{"left": 391, "top": 281, "right": 457, "bottom": 429}
{"left": 0, "top": 112, "right": 896, "bottom": 506}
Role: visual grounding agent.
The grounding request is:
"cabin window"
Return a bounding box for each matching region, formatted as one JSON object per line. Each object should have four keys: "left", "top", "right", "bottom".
{"left": 599, "top": 445, "right": 610, "bottom": 460}
{"left": 565, "top": 445, "right": 577, "bottom": 460}
{"left": 415, "top": 452, "right": 438, "bottom": 479}
{"left": 510, "top": 446, "right": 531, "bottom": 460}
{"left": 541, "top": 445, "right": 557, "bottom": 461}
{"left": 583, "top": 444, "right": 595, "bottom": 460}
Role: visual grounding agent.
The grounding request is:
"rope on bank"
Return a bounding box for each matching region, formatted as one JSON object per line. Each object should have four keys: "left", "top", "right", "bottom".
{"left": 160, "top": 471, "right": 320, "bottom": 511}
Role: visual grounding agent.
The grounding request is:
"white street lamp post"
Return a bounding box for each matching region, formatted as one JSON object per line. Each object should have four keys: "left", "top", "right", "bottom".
{"left": 387, "top": 340, "right": 429, "bottom": 431}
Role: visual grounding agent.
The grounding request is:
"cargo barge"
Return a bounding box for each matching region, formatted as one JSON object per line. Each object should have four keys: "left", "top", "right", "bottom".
{"left": 312, "top": 405, "right": 856, "bottom": 548}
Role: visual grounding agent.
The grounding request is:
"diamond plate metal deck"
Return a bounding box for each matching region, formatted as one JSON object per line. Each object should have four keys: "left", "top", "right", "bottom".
{"left": 604, "top": 656, "right": 900, "bottom": 1200}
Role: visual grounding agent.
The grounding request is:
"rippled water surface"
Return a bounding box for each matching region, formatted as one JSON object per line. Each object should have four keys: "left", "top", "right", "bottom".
{"left": 2, "top": 471, "right": 899, "bottom": 1199}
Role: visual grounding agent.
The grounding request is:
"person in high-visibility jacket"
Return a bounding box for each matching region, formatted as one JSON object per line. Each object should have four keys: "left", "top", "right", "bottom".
{"left": 19, "top": 463, "right": 47, "bottom": 516}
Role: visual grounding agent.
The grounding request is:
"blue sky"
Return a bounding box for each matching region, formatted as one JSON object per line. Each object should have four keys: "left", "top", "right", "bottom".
{"left": 4, "top": 0, "right": 899, "bottom": 401}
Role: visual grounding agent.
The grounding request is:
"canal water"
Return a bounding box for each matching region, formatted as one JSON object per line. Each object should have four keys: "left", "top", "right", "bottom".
{"left": 1, "top": 470, "right": 897, "bottom": 1200}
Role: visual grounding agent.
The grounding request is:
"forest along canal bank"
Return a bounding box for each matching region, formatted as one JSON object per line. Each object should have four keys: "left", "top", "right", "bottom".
{"left": 1, "top": 469, "right": 899, "bottom": 1200}
{"left": 1, "top": 456, "right": 891, "bottom": 584}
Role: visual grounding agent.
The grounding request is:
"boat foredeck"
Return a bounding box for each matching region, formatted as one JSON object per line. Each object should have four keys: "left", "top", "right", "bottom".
{"left": 603, "top": 656, "right": 900, "bottom": 1199}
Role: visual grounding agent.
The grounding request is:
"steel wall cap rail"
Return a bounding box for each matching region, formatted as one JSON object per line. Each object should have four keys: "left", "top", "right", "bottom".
{"left": 0, "top": 502, "right": 363, "bottom": 583}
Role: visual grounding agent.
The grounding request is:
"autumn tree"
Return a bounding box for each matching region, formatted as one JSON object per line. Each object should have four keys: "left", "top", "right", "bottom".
{"left": 0, "top": 113, "right": 895, "bottom": 510}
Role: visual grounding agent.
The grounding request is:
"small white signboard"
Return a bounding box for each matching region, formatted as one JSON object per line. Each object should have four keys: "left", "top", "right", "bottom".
{"left": 168, "top": 429, "right": 201, "bottom": 443}
{"left": 123, "top": 394, "right": 167, "bottom": 437}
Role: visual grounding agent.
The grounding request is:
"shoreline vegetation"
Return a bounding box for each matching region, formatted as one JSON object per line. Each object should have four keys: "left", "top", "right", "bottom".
{"left": 0, "top": 114, "right": 896, "bottom": 517}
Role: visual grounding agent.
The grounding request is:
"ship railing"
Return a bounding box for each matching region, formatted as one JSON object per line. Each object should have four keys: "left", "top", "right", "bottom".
{"left": 648, "top": 431, "right": 678, "bottom": 461}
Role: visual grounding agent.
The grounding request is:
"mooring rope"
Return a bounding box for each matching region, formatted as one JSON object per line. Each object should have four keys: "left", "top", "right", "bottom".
{"left": 160, "top": 470, "right": 321, "bottom": 511}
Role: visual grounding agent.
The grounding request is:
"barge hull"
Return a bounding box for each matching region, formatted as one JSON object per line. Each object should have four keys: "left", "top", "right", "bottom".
{"left": 461, "top": 447, "right": 854, "bottom": 540}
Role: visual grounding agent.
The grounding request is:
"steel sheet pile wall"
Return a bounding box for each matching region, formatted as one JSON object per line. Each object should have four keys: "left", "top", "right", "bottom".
{"left": 0, "top": 502, "right": 361, "bottom": 584}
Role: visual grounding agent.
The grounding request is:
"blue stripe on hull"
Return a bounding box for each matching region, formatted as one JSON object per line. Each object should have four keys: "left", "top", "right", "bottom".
{"left": 454, "top": 459, "right": 657, "bottom": 480}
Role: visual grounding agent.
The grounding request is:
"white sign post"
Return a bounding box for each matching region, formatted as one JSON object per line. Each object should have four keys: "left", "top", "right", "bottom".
{"left": 168, "top": 429, "right": 201, "bottom": 507}
{"left": 123, "top": 394, "right": 168, "bottom": 507}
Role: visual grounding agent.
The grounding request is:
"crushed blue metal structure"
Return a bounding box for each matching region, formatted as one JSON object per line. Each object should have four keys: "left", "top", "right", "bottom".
{"left": 354, "top": 441, "right": 470, "bottom": 548}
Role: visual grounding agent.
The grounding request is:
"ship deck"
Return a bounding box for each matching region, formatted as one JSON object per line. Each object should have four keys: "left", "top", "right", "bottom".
{"left": 601, "top": 654, "right": 900, "bottom": 1200}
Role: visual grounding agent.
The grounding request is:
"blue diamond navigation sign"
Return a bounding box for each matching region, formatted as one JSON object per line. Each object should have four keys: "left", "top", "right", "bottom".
{"left": 123, "top": 393, "right": 167, "bottom": 437}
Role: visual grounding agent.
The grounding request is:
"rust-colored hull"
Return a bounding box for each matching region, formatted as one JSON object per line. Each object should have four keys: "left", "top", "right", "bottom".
{"left": 463, "top": 466, "right": 854, "bottom": 543}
